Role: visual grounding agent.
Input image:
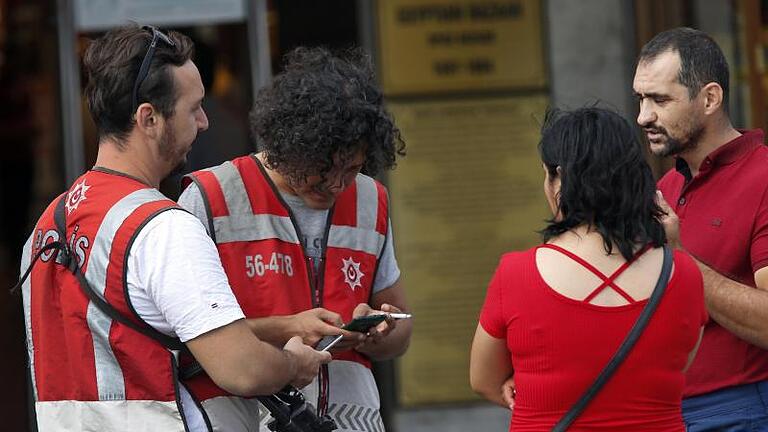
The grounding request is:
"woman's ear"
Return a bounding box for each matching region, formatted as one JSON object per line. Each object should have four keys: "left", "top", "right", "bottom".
{"left": 552, "top": 167, "right": 563, "bottom": 207}
{"left": 543, "top": 164, "right": 563, "bottom": 219}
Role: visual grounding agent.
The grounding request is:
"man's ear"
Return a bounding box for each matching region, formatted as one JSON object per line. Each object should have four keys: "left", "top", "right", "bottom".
{"left": 702, "top": 82, "right": 724, "bottom": 115}
{"left": 134, "top": 103, "right": 161, "bottom": 135}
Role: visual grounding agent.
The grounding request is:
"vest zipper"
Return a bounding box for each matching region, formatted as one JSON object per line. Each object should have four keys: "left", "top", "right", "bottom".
{"left": 315, "top": 208, "right": 335, "bottom": 416}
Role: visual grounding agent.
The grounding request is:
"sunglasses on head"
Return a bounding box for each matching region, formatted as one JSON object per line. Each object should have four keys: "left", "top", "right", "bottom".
{"left": 131, "top": 25, "right": 175, "bottom": 114}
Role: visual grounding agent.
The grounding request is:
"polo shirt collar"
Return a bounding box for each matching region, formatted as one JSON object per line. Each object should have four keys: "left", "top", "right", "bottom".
{"left": 675, "top": 129, "right": 764, "bottom": 180}
{"left": 705, "top": 129, "right": 764, "bottom": 166}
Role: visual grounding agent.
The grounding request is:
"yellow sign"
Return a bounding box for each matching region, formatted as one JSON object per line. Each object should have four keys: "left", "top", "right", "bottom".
{"left": 378, "top": 0, "right": 546, "bottom": 95}
{"left": 388, "top": 94, "right": 550, "bottom": 405}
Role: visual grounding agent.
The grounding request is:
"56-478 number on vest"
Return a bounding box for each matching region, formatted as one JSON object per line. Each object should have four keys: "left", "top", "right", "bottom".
{"left": 245, "top": 252, "right": 295, "bottom": 277}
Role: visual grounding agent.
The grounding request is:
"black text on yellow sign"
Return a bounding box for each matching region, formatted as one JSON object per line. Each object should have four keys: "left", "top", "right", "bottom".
{"left": 378, "top": 0, "right": 546, "bottom": 96}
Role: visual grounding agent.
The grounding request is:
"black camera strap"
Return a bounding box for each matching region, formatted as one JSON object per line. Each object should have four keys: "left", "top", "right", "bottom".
{"left": 11, "top": 193, "right": 69, "bottom": 295}
{"left": 551, "top": 244, "right": 673, "bottom": 432}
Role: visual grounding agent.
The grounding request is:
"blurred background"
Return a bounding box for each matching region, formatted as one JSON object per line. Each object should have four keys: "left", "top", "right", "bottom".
{"left": 0, "top": 0, "right": 765, "bottom": 430}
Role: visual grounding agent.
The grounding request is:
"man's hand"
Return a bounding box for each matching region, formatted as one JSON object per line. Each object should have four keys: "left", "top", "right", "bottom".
{"left": 351, "top": 303, "right": 400, "bottom": 351}
{"left": 501, "top": 376, "right": 515, "bottom": 411}
{"left": 323, "top": 303, "right": 381, "bottom": 352}
{"left": 291, "top": 308, "right": 345, "bottom": 346}
{"left": 283, "top": 336, "right": 332, "bottom": 389}
{"left": 656, "top": 190, "right": 681, "bottom": 248}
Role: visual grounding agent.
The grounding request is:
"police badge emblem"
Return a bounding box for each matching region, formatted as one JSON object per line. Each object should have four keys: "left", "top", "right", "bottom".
{"left": 65, "top": 179, "right": 91, "bottom": 215}
{"left": 341, "top": 257, "right": 364, "bottom": 291}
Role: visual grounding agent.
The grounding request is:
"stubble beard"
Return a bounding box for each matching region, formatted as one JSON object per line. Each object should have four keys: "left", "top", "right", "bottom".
{"left": 159, "top": 125, "right": 189, "bottom": 177}
{"left": 651, "top": 123, "right": 704, "bottom": 158}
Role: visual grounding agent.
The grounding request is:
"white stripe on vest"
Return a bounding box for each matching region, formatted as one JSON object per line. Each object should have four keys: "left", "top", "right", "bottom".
{"left": 82, "top": 188, "right": 169, "bottom": 400}
{"left": 327, "top": 175, "right": 385, "bottom": 255}
{"left": 209, "top": 164, "right": 385, "bottom": 257}
{"left": 35, "top": 400, "right": 185, "bottom": 432}
{"left": 213, "top": 161, "right": 253, "bottom": 215}
{"left": 209, "top": 160, "right": 301, "bottom": 245}
{"left": 214, "top": 213, "right": 300, "bottom": 245}
{"left": 355, "top": 175, "right": 378, "bottom": 231}
{"left": 326, "top": 226, "right": 385, "bottom": 256}
{"left": 20, "top": 234, "right": 37, "bottom": 400}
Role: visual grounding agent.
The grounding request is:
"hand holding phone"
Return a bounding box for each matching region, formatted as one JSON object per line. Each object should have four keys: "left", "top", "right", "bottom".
{"left": 341, "top": 314, "right": 388, "bottom": 333}
{"left": 314, "top": 310, "right": 413, "bottom": 352}
{"left": 315, "top": 334, "right": 343, "bottom": 352}
{"left": 314, "top": 315, "right": 387, "bottom": 351}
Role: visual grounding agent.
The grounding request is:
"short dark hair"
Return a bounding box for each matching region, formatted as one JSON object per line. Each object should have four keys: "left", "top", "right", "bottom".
{"left": 250, "top": 47, "right": 405, "bottom": 181}
{"left": 539, "top": 106, "right": 666, "bottom": 260}
{"left": 638, "top": 27, "right": 730, "bottom": 109}
{"left": 83, "top": 24, "right": 194, "bottom": 144}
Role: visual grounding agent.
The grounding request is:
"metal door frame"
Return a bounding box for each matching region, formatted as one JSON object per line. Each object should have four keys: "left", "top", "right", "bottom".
{"left": 56, "top": 0, "right": 272, "bottom": 184}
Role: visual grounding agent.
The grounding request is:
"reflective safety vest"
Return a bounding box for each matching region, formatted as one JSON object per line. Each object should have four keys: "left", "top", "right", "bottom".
{"left": 182, "top": 155, "right": 389, "bottom": 430}
{"left": 21, "top": 170, "right": 195, "bottom": 431}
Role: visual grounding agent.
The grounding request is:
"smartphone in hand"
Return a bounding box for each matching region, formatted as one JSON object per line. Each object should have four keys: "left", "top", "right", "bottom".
{"left": 341, "top": 314, "right": 388, "bottom": 333}
{"left": 315, "top": 334, "right": 343, "bottom": 352}
{"left": 314, "top": 314, "right": 388, "bottom": 351}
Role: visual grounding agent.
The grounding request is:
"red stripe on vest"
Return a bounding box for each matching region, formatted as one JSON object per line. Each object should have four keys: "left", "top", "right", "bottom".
{"left": 32, "top": 263, "right": 98, "bottom": 400}
{"left": 28, "top": 195, "right": 95, "bottom": 401}
{"left": 236, "top": 156, "right": 290, "bottom": 216}
{"left": 375, "top": 181, "right": 388, "bottom": 235}
{"left": 331, "top": 181, "right": 357, "bottom": 227}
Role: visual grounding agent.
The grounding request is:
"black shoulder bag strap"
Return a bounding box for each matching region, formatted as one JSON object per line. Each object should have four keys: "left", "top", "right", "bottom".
{"left": 12, "top": 194, "right": 76, "bottom": 297}
{"left": 20, "top": 193, "right": 187, "bottom": 352}
{"left": 552, "top": 244, "right": 673, "bottom": 432}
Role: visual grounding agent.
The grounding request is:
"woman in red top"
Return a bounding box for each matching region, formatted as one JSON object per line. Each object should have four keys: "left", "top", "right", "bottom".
{"left": 470, "top": 107, "right": 707, "bottom": 431}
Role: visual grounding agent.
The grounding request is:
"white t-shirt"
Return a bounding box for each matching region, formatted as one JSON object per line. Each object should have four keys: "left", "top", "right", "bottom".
{"left": 127, "top": 209, "right": 245, "bottom": 432}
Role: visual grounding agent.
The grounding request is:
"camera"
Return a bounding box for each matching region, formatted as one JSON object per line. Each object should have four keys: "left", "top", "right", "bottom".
{"left": 259, "top": 386, "right": 337, "bottom": 432}
{"left": 179, "top": 361, "right": 335, "bottom": 431}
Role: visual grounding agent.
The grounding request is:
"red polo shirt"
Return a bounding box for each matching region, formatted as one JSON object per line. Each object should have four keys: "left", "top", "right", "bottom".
{"left": 658, "top": 129, "right": 768, "bottom": 397}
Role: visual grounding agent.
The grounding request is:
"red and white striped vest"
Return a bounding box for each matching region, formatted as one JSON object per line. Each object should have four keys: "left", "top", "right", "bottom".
{"left": 181, "top": 155, "right": 389, "bottom": 400}
{"left": 21, "top": 170, "right": 190, "bottom": 431}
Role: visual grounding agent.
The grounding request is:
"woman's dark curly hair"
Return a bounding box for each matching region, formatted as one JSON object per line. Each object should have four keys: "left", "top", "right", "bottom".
{"left": 250, "top": 46, "right": 405, "bottom": 181}
{"left": 539, "top": 106, "right": 666, "bottom": 260}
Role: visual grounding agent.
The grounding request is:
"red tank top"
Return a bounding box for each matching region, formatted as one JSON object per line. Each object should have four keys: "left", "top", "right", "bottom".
{"left": 479, "top": 245, "right": 707, "bottom": 431}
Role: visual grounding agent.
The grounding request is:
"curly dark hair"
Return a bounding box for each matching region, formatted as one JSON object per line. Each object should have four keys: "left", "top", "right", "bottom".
{"left": 539, "top": 106, "right": 666, "bottom": 260}
{"left": 250, "top": 46, "right": 405, "bottom": 181}
{"left": 83, "top": 24, "right": 194, "bottom": 145}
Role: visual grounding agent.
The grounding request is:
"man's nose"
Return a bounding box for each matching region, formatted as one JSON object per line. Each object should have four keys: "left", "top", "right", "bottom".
{"left": 327, "top": 176, "right": 345, "bottom": 193}
{"left": 327, "top": 173, "right": 354, "bottom": 194}
{"left": 637, "top": 101, "right": 656, "bottom": 127}
{"left": 198, "top": 107, "right": 209, "bottom": 131}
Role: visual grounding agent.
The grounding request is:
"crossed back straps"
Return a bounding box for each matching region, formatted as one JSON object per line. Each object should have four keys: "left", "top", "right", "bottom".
{"left": 539, "top": 243, "right": 652, "bottom": 304}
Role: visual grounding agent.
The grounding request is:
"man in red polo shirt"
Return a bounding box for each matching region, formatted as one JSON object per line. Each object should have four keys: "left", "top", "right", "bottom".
{"left": 633, "top": 27, "right": 768, "bottom": 431}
